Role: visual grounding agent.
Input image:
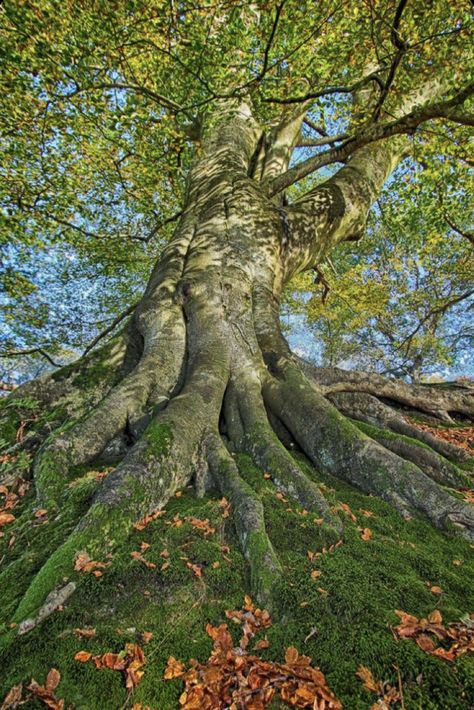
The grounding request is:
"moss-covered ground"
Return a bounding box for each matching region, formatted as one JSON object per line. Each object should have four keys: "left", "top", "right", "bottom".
{"left": 0, "top": 448, "right": 473, "bottom": 708}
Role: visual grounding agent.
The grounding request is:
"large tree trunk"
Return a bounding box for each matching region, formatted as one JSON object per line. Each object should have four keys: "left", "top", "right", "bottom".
{"left": 2, "top": 101, "right": 473, "bottom": 636}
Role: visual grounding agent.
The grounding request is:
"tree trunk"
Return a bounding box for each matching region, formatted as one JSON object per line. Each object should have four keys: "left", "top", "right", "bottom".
{"left": 2, "top": 101, "right": 473, "bottom": 636}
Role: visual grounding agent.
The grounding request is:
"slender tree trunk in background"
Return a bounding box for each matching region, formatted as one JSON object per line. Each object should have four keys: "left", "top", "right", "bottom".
{"left": 2, "top": 100, "right": 474, "bottom": 633}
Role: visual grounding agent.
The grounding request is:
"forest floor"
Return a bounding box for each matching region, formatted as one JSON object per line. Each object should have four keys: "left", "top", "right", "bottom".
{"left": 0, "top": 414, "right": 473, "bottom": 709}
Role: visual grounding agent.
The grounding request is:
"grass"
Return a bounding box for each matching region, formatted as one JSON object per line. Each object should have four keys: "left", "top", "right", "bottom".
{"left": 0, "top": 453, "right": 473, "bottom": 708}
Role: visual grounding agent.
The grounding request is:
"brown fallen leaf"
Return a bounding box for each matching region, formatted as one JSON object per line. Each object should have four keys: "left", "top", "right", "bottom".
{"left": 28, "top": 669, "right": 64, "bottom": 710}
{"left": 187, "top": 517, "right": 215, "bottom": 536}
{"left": 356, "top": 665, "right": 400, "bottom": 707}
{"left": 0, "top": 683, "right": 22, "bottom": 709}
{"left": 393, "top": 608, "right": 474, "bottom": 662}
{"left": 74, "top": 628, "right": 96, "bottom": 639}
{"left": 428, "top": 609, "right": 442, "bottom": 624}
{"left": 130, "top": 550, "right": 156, "bottom": 569}
{"left": 166, "top": 598, "right": 341, "bottom": 709}
{"left": 340, "top": 502, "right": 357, "bottom": 523}
{"left": 356, "top": 666, "right": 379, "bottom": 693}
{"left": 75, "top": 643, "right": 145, "bottom": 690}
{"left": 361, "top": 527, "right": 372, "bottom": 541}
{"left": 164, "top": 656, "right": 186, "bottom": 679}
{"left": 133, "top": 509, "right": 165, "bottom": 530}
{"left": 416, "top": 634, "right": 437, "bottom": 652}
{"left": 430, "top": 585, "right": 443, "bottom": 595}
{"left": 0, "top": 513, "right": 15, "bottom": 528}
{"left": 75, "top": 651, "right": 93, "bottom": 662}
{"left": 186, "top": 562, "right": 202, "bottom": 578}
{"left": 284, "top": 646, "right": 299, "bottom": 665}
{"left": 74, "top": 551, "right": 109, "bottom": 575}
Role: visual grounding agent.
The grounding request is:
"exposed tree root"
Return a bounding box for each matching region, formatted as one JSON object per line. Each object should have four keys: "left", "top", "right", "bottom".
{"left": 349, "top": 419, "right": 470, "bottom": 489}
{"left": 226, "top": 375, "right": 340, "bottom": 531}
{"left": 327, "top": 390, "right": 472, "bottom": 463}
{"left": 263, "top": 357, "right": 474, "bottom": 541}
{"left": 207, "top": 433, "right": 282, "bottom": 604}
{"left": 302, "top": 362, "right": 474, "bottom": 422}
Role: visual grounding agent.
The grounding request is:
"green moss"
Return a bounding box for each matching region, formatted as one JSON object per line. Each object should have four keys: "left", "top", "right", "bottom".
{"left": 352, "top": 419, "right": 433, "bottom": 451}
{"left": 144, "top": 421, "right": 173, "bottom": 457}
{"left": 1, "top": 454, "right": 473, "bottom": 708}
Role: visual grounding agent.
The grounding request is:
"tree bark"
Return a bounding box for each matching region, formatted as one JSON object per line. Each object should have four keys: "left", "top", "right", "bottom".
{"left": 2, "top": 99, "right": 473, "bottom": 633}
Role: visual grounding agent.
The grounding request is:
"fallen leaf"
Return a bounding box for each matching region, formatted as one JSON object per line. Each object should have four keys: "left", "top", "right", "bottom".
{"left": 74, "top": 628, "right": 96, "bottom": 639}
{"left": 428, "top": 610, "right": 442, "bottom": 624}
{"left": 0, "top": 513, "right": 15, "bottom": 528}
{"left": 416, "top": 635, "right": 437, "bottom": 652}
{"left": 356, "top": 666, "right": 379, "bottom": 693}
{"left": 340, "top": 502, "right": 357, "bottom": 523}
{"left": 133, "top": 510, "right": 165, "bottom": 531}
{"left": 164, "top": 656, "right": 185, "bottom": 679}
{"left": 45, "top": 669, "right": 60, "bottom": 692}
{"left": 0, "top": 683, "right": 22, "bottom": 709}
{"left": 75, "top": 651, "right": 93, "bottom": 662}
{"left": 361, "top": 527, "right": 372, "bottom": 541}
{"left": 285, "top": 646, "right": 299, "bottom": 665}
{"left": 430, "top": 586, "right": 443, "bottom": 595}
{"left": 186, "top": 562, "right": 202, "bottom": 578}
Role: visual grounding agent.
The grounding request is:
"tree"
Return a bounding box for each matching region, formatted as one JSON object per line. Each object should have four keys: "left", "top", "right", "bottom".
{"left": 1, "top": 0, "right": 473, "bottom": 638}
{"left": 296, "top": 181, "right": 473, "bottom": 380}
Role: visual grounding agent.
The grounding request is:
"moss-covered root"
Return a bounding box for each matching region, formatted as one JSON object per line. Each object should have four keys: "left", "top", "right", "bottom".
{"left": 263, "top": 361, "right": 474, "bottom": 542}
{"left": 328, "top": 390, "right": 473, "bottom": 464}
{"left": 13, "top": 417, "right": 196, "bottom": 633}
{"left": 206, "top": 434, "right": 282, "bottom": 606}
{"left": 229, "top": 378, "right": 341, "bottom": 532}
{"left": 242, "top": 425, "right": 341, "bottom": 533}
{"left": 350, "top": 419, "right": 471, "bottom": 489}
{"left": 11, "top": 499, "right": 134, "bottom": 632}
{"left": 33, "top": 362, "right": 160, "bottom": 506}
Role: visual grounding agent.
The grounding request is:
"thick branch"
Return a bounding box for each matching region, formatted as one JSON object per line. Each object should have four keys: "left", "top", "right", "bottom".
{"left": 269, "top": 82, "right": 474, "bottom": 194}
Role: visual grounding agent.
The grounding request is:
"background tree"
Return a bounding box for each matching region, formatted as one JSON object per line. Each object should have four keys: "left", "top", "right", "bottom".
{"left": 294, "top": 169, "right": 473, "bottom": 380}
{"left": 1, "top": 0, "right": 473, "bottom": 675}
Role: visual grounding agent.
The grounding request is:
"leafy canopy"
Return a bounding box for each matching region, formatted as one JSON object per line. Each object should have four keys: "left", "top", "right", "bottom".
{"left": 0, "top": 0, "right": 472, "bottom": 379}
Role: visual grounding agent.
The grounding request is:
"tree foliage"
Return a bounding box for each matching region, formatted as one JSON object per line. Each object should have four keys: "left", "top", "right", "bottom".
{"left": 0, "top": 0, "right": 473, "bottom": 379}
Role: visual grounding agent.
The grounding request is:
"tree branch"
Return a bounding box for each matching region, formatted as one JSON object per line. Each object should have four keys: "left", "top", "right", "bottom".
{"left": 268, "top": 82, "right": 474, "bottom": 195}
{"left": 82, "top": 303, "right": 137, "bottom": 357}
{"left": 59, "top": 81, "right": 182, "bottom": 113}
{"left": 0, "top": 348, "right": 61, "bottom": 368}
{"left": 262, "top": 70, "right": 385, "bottom": 105}
{"left": 297, "top": 132, "right": 348, "bottom": 147}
